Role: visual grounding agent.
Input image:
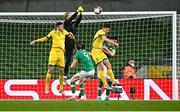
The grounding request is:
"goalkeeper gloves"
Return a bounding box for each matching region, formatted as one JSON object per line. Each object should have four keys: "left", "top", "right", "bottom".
{"left": 77, "top": 6, "right": 84, "bottom": 14}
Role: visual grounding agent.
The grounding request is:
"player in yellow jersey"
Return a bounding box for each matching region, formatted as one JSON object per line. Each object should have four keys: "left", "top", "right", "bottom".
{"left": 91, "top": 24, "right": 118, "bottom": 90}
{"left": 30, "top": 22, "right": 75, "bottom": 95}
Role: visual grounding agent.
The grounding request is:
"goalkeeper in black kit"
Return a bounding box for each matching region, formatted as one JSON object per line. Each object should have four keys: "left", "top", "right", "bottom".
{"left": 64, "top": 6, "right": 84, "bottom": 76}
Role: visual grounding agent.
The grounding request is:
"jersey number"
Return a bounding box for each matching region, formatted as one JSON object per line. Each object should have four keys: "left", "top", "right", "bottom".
{"left": 83, "top": 52, "right": 90, "bottom": 60}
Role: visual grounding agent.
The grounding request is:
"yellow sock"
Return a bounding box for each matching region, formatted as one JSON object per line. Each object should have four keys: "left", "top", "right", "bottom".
{"left": 107, "top": 69, "right": 116, "bottom": 83}
{"left": 99, "top": 70, "right": 108, "bottom": 87}
{"left": 45, "top": 73, "right": 51, "bottom": 90}
{"left": 59, "top": 75, "right": 64, "bottom": 91}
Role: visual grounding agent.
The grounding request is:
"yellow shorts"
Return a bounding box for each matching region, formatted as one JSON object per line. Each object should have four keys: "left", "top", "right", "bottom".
{"left": 48, "top": 48, "right": 65, "bottom": 67}
{"left": 91, "top": 48, "right": 107, "bottom": 64}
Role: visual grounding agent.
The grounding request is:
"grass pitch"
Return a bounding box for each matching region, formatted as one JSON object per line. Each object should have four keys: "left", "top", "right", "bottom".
{"left": 0, "top": 100, "right": 180, "bottom": 111}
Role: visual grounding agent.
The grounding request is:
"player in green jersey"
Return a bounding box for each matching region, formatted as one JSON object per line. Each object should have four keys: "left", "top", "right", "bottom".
{"left": 67, "top": 43, "right": 95, "bottom": 101}
{"left": 97, "top": 40, "right": 116, "bottom": 101}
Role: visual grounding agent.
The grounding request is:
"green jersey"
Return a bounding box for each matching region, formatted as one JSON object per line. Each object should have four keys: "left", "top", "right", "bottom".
{"left": 74, "top": 49, "right": 94, "bottom": 72}
{"left": 103, "top": 42, "right": 116, "bottom": 58}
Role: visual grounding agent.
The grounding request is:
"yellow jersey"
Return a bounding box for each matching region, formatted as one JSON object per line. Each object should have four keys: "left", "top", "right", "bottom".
{"left": 92, "top": 29, "right": 106, "bottom": 49}
{"left": 34, "top": 29, "right": 74, "bottom": 50}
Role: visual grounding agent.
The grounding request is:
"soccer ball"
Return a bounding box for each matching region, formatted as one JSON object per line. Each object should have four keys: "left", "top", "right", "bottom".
{"left": 94, "top": 6, "right": 102, "bottom": 14}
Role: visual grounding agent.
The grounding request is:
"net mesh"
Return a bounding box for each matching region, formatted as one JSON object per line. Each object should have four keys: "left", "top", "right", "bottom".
{"left": 0, "top": 13, "right": 175, "bottom": 100}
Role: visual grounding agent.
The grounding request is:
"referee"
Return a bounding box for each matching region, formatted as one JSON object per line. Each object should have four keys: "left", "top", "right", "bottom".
{"left": 64, "top": 6, "right": 84, "bottom": 76}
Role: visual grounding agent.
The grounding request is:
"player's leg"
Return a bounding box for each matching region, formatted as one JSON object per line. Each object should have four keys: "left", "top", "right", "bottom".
{"left": 68, "top": 80, "right": 76, "bottom": 100}
{"left": 70, "top": 75, "right": 80, "bottom": 84}
{"left": 105, "top": 79, "right": 112, "bottom": 101}
{"left": 64, "top": 40, "right": 74, "bottom": 76}
{"left": 45, "top": 66, "right": 54, "bottom": 94}
{"left": 97, "top": 79, "right": 103, "bottom": 100}
{"left": 57, "top": 49, "right": 65, "bottom": 94}
{"left": 79, "top": 70, "right": 94, "bottom": 101}
{"left": 78, "top": 70, "right": 94, "bottom": 85}
{"left": 92, "top": 49, "right": 111, "bottom": 89}
{"left": 97, "top": 62, "right": 109, "bottom": 88}
{"left": 64, "top": 48, "right": 73, "bottom": 76}
{"left": 59, "top": 67, "right": 65, "bottom": 94}
{"left": 103, "top": 59, "right": 116, "bottom": 84}
{"left": 67, "top": 73, "right": 81, "bottom": 100}
{"left": 45, "top": 49, "right": 56, "bottom": 94}
{"left": 79, "top": 83, "right": 85, "bottom": 101}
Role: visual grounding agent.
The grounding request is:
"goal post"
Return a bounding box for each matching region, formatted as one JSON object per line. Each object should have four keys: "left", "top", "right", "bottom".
{"left": 172, "top": 11, "right": 177, "bottom": 100}
{"left": 0, "top": 11, "right": 177, "bottom": 100}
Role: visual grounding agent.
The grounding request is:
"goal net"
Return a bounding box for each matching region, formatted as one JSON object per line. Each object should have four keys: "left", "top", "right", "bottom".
{"left": 0, "top": 12, "right": 177, "bottom": 100}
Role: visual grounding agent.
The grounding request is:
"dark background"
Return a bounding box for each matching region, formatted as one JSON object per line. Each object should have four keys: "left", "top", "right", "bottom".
{"left": 0, "top": 0, "right": 179, "bottom": 13}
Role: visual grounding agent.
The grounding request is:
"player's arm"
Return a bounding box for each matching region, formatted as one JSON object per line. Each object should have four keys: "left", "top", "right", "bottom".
{"left": 74, "top": 13, "right": 82, "bottom": 28}
{"left": 66, "top": 31, "right": 75, "bottom": 39}
{"left": 30, "top": 37, "right": 49, "bottom": 45}
{"left": 70, "top": 59, "right": 78, "bottom": 68}
{"left": 65, "top": 12, "right": 78, "bottom": 23}
{"left": 65, "top": 5, "right": 83, "bottom": 23}
{"left": 30, "top": 30, "right": 53, "bottom": 45}
{"left": 102, "top": 36, "right": 118, "bottom": 46}
{"left": 74, "top": 6, "right": 83, "bottom": 27}
{"left": 102, "top": 46, "right": 116, "bottom": 56}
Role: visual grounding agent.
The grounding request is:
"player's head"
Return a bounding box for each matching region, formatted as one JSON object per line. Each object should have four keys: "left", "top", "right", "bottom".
{"left": 127, "top": 59, "right": 135, "bottom": 67}
{"left": 110, "top": 37, "right": 117, "bottom": 42}
{"left": 75, "top": 43, "right": 85, "bottom": 51}
{"left": 64, "top": 12, "right": 73, "bottom": 20}
{"left": 108, "top": 36, "right": 117, "bottom": 46}
{"left": 56, "top": 22, "right": 64, "bottom": 31}
{"left": 103, "top": 23, "right": 110, "bottom": 33}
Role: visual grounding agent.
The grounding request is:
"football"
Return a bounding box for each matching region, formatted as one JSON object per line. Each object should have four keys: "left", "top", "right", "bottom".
{"left": 94, "top": 6, "right": 102, "bottom": 14}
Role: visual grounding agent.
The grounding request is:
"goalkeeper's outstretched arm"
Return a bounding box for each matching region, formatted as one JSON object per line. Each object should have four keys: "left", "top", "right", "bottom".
{"left": 74, "top": 13, "right": 82, "bottom": 28}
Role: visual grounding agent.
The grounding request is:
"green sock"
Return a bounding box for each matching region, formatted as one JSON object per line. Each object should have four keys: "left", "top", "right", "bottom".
{"left": 98, "top": 80, "right": 103, "bottom": 96}
{"left": 71, "top": 81, "right": 75, "bottom": 94}
{"left": 80, "top": 84, "right": 84, "bottom": 96}
{"left": 106, "top": 80, "right": 112, "bottom": 96}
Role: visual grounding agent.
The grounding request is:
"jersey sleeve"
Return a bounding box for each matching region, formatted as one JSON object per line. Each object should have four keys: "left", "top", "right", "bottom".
{"left": 46, "top": 30, "right": 54, "bottom": 38}
{"left": 34, "top": 30, "right": 54, "bottom": 43}
{"left": 111, "top": 47, "right": 116, "bottom": 52}
{"left": 98, "top": 30, "right": 106, "bottom": 37}
{"left": 64, "top": 30, "right": 75, "bottom": 39}
{"left": 74, "top": 13, "right": 82, "bottom": 28}
{"left": 74, "top": 52, "right": 79, "bottom": 60}
{"left": 64, "top": 30, "right": 68, "bottom": 35}
{"left": 65, "top": 12, "right": 78, "bottom": 23}
{"left": 93, "top": 30, "right": 106, "bottom": 42}
{"left": 102, "top": 41, "right": 107, "bottom": 47}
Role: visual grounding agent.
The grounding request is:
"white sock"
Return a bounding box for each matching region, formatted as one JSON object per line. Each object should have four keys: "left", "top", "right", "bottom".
{"left": 72, "top": 94, "right": 75, "bottom": 98}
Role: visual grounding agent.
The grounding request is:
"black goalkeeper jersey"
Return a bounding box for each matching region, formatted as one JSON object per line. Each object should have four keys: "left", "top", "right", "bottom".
{"left": 64, "top": 12, "right": 82, "bottom": 45}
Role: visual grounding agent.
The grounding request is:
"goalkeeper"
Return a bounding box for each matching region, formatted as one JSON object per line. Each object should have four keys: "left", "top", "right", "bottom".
{"left": 97, "top": 39, "right": 116, "bottom": 101}
{"left": 64, "top": 6, "right": 84, "bottom": 77}
{"left": 30, "top": 22, "right": 75, "bottom": 95}
{"left": 67, "top": 43, "right": 95, "bottom": 101}
{"left": 91, "top": 24, "right": 119, "bottom": 90}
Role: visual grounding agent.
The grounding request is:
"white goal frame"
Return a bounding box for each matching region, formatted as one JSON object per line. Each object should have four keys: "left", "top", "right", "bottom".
{"left": 0, "top": 11, "right": 177, "bottom": 100}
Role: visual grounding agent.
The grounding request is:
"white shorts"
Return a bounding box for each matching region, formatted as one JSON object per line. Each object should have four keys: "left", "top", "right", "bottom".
{"left": 97, "top": 65, "right": 110, "bottom": 79}
{"left": 75, "top": 69, "right": 95, "bottom": 79}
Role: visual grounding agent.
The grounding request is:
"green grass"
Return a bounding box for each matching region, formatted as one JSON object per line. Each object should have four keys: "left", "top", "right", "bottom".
{"left": 0, "top": 101, "right": 179, "bottom": 111}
